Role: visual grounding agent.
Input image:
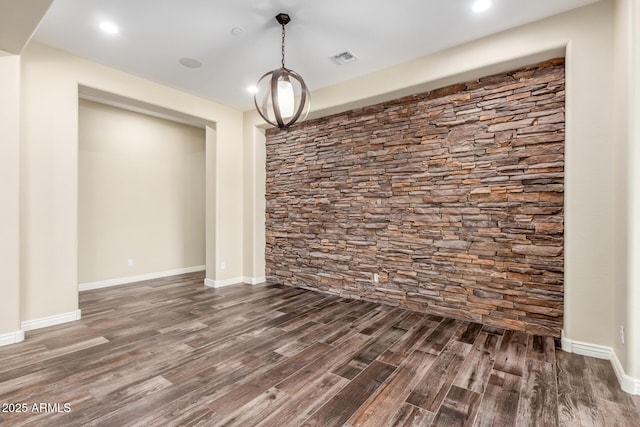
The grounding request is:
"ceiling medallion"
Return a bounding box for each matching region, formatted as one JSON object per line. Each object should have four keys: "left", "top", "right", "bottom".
{"left": 254, "top": 13, "right": 311, "bottom": 129}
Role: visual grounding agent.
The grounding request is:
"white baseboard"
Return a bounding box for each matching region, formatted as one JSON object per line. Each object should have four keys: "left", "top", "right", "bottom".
{"left": 21, "top": 309, "right": 82, "bottom": 332}
{"left": 79, "top": 265, "right": 205, "bottom": 291}
{"left": 204, "top": 277, "right": 244, "bottom": 288}
{"left": 0, "top": 330, "right": 25, "bottom": 347}
{"left": 243, "top": 276, "right": 266, "bottom": 285}
{"left": 611, "top": 349, "right": 640, "bottom": 395}
{"left": 561, "top": 331, "right": 612, "bottom": 359}
{"left": 562, "top": 330, "right": 639, "bottom": 395}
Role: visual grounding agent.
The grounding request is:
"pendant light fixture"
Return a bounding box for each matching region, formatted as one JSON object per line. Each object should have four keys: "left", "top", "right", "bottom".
{"left": 254, "top": 13, "right": 310, "bottom": 129}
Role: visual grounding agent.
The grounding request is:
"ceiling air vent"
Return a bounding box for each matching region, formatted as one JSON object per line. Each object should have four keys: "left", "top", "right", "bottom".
{"left": 331, "top": 49, "right": 359, "bottom": 65}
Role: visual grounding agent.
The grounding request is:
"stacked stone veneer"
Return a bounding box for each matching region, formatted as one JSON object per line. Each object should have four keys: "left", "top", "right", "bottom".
{"left": 265, "top": 59, "right": 565, "bottom": 336}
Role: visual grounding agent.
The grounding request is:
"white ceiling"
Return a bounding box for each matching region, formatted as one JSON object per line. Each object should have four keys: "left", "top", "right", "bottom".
{"left": 33, "top": 0, "right": 598, "bottom": 112}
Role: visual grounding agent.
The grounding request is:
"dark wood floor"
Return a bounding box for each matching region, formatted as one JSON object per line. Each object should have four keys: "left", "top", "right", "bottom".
{"left": 0, "top": 272, "right": 638, "bottom": 426}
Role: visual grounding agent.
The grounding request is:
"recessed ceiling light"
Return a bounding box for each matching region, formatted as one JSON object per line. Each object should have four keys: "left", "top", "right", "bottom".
{"left": 99, "top": 22, "right": 119, "bottom": 34}
{"left": 247, "top": 85, "right": 258, "bottom": 94}
{"left": 472, "top": 0, "right": 492, "bottom": 13}
{"left": 179, "top": 57, "right": 202, "bottom": 69}
{"left": 231, "top": 27, "right": 244, "bottom": 36}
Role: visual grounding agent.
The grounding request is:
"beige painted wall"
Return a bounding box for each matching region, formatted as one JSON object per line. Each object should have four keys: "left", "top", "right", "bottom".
{"left": 20, "top": 42, "right": 243, "bottom": 322}
{"left": 630, "top": 0, "right": 640, "bottom": 381}
{"left": 0, "top": 0, "right": 53, "bottom": 54}
{"left": 612, "top": 0, "right": 640, "bottom": 382}
{"left": 0, "top": 53, "right": 22, "bottom": 337}
{"left": 244, "top": 0, "right": 634, "bottom": 370}
{"left": 205, "top": 127, "right": 218, "bottom": 281}
{"left": 78, "top": 100, "right": 205, "bottom": 284}
{"left": 241, "top": 125, "right": 266, "bottom": 281}
{"left": 613, "top": 0, "right": 631, "bottom": 378}
{"left": 620, "top": 0, "right": 640, "bottom": 380}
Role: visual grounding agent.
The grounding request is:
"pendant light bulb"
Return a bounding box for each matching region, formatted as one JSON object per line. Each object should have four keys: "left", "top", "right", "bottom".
{"left": 277, "top": 78, "right": 295, "bottom": 118}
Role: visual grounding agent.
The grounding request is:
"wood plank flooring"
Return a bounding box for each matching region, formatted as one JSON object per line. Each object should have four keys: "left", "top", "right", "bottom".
{"left": 0, "top": 272, "right": 637, "bottom": 426}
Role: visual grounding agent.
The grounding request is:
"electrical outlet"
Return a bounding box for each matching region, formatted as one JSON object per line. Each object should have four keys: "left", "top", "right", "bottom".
{"left": 621, "top": 325, "right": 625, "bottom": 345}
{"left": 373, "top": 273, "right": 379, "bottom": 283}
{"left": 220, "top": 261, "right": 226, "bottom": 270}
{"left": 127, "top": 259, "right": 134, "bottom": 267}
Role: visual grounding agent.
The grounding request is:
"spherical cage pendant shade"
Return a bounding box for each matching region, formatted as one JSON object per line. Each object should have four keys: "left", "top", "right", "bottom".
{"left": 254, "top": 67, "right": 310, "bottom": 129}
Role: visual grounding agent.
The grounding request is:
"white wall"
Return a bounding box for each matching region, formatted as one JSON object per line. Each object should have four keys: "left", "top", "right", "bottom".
{"left": 78, "top": 100, "right": 205, "bottom": 284}
{"left": 19, "top": 42, "right": 243, "bottom": 323}
{"left": 245, "top": 0, "right": 640, "bottom": 379}
{"left": 0, "top": 52, "right": 23, "bottom": 342}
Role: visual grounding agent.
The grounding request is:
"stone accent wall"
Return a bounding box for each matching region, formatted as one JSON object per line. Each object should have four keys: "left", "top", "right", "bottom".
{"left": 265, "top": 59, "right": 565, "bottom": 336}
